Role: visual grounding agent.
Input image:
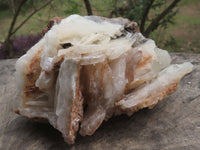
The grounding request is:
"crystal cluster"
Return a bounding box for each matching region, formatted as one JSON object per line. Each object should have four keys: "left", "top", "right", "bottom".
{"left": 15, "top": 15, "right": 193, "bottom": 144}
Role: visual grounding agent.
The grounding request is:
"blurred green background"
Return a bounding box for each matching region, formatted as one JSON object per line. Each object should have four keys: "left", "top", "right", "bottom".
{"left": 0, "top": 0, "right": 199, "bottom": 58}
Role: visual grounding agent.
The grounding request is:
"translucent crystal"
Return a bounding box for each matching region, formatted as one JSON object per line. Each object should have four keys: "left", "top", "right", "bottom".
{"left": 15, "top": 15, "right": 193, "bottom": 144}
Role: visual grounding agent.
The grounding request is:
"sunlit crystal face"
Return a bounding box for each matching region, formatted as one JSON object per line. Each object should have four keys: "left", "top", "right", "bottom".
{"left": 15, "top": 15, "right": 193, "bottom": 144}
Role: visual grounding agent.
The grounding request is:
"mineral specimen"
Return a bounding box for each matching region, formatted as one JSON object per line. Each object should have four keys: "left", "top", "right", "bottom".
{"left": 15, "top": 15, "right": 193, "bottom": 144}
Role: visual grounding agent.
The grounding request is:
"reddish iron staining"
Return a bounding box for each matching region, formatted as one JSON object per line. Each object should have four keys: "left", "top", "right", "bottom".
{"left": 128, "top": 83, "right": 178, "bottom": 113}
{"left": 24, "top": 50, "right": 42, "bottom": 102}
{"left": 136, "top": 56, "right": 152, "bottom": 69}
{"left": 66, "top": 63, "right": 83, "bottom": 144}
{"left": 42, "top": 17, "right": 64, "bottom": 36}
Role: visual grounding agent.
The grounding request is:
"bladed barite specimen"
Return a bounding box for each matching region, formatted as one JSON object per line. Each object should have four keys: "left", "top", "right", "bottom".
{"left": 15, "top": 15, "right": 193, "bottom": 144}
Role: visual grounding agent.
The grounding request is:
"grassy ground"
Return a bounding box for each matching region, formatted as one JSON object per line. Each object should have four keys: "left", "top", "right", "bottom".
{"left": 0, "top": 0, "right": 199, "bottom": 53}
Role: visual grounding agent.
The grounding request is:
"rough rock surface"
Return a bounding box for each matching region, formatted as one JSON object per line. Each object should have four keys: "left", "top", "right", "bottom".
{"left": 0, "top": 53, "right": 200, "bottom": 150}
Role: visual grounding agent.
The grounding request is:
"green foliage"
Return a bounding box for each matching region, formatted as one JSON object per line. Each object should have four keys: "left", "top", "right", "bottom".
{"left": 0, "top": 9, "right": 12, "bottom": 20}
{"left": 0, "top": 0, "right": 9, "bottom": 11}
{"left": 63, "top": 0, "right": 80, "bottom": 15}
{"left": 110, "top": 0, "right": 179, "bottom": 36}
{"left": 158, "top": 9, "right": 177, "bottom": 29}
{"left": 164, "top": 36, "right": 181, "bottom": 52}
{"left": 91, "top": 0, "right": 114, "bottom": 16}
